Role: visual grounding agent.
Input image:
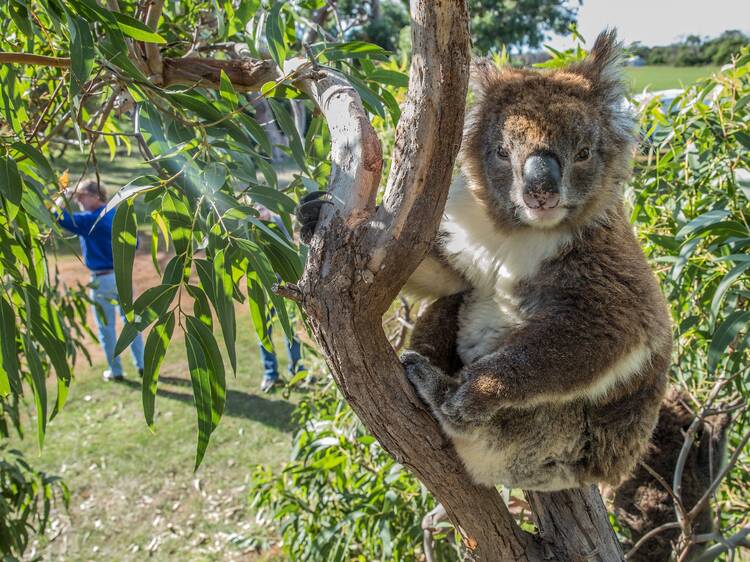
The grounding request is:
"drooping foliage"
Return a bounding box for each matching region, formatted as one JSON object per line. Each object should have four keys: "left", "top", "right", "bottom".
{"left": 0, "top": 3, "right": 407, "bottom": 553}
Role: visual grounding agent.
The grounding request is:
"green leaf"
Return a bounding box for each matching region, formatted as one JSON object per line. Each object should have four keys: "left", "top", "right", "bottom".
{"left": 246, "top": 270, "right": 271, "bottom": 352}
{"left": 114, "top": 284, "right": 178, "bottom": 356}
{"left": 321, "top": 41, "right": 388, "bottom": 62}
{"left": 11, "top": 142, "right": 54, "bottom": 182}
{"left": 112, "top": 200, "right": 138, "bottom": 317}
{"left": 236, "top": 114, "right": 272, "bottom": 157}
{"left": 0, "top": 156, "right": 23, "bottom": 220}
{"left": 734, "top": 131, "right": 750, "bottom": 150}
{"left": 367, "top": 68, "right": 408, "bottom": 89}
{"left": 675, "top": 209, "right": 731, "bottom": 239}
{"left": 25, "top": 336, "right": 48, "bottom": 450}
{"left": 185, "top": 325, "right": 213, "bottom": 470}
{"left": 186, "top": 285, "right": 213, "bottom": 330}
{"left": 244, "top": 184, "right": 296, "bottom": 214}
{"left": 264, "top": 2, "right": 287, "bottom": 68}
{"left": 169, "top": 92, "right": 250, "bottom": 147}
{"left": 710, "top": 262, "right": 750, "bottom": 326}
{"left": 346, "top": 73, "right": 386, "bottom": 119}
{"left": 219, "top": 70, "right": 238, "bottom": 109}
{"left": 111, "top": 11, "right": 166, "bottom": 43}
{"left": 213, "top": 249, "right": 237, "bottom": 373}
{"left": 67, "top": 15, "right": 95, "bottom": 102}
{"left": 202, "top": 162, "right": 227, "bottom": 194}
{"left": 238, "top": 239, "right": 294, "bottom": 341}
{"left": 0, "top": 297, "right": 21, "bottom": 396}
{"left": 161, "top": 192, "right": 193, "bottom": 255}
{"left": 708, "top": 311, "right": 750, "bottom": 373}
{"left": 142, "top": 311, "right": 175, "bottom": 430}
{"left": 186, "top": 315, "right": 227, "bottom": 469}
{"left": 103, "top": 175, "right": 161, "bottom": 215}
{"left": 268, "top": 99, "right": 309, "bottom": 175}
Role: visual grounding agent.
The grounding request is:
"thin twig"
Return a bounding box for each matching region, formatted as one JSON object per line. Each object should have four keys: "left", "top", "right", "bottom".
{"left": 687, "top": 426, "right": 750, "bottom": 522}
{"left": 625, "top": 522, "right": 681, "bottom": 560}
{"left": 640, "top": 461, "right": 688, "bottom": 523}
{"left": 27, "top": 78, "right": 66, "bottom": 142}
{"left": 674, "top": 379, "right": 730, "bottom": 517}
{"left": 272, "top": 282, "right": 303, "bottom": 303}
{"left": 693, "top": 526, "right": 750, "bottom": 562}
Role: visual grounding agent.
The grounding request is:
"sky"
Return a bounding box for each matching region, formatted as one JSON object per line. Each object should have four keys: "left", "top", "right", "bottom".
{"left": 546, "top": 0, "right": 750, "bottom": 49}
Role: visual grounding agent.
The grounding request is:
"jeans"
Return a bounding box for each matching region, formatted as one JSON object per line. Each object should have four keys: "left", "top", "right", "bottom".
{"left": 90, "top": 272, "right": 145, "bottom": 376}
{"left": 259, "top": 323, "right": 303, "bottom": 382}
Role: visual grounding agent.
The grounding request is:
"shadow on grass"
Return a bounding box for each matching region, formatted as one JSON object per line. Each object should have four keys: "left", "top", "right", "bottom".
{"left": 120, "top": 376, "right": 298, "bottom": 433}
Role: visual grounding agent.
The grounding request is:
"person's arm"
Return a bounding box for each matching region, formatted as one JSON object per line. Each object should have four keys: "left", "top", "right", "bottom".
{"left": 55, "top": 206, "right": 97, "bottom": 236}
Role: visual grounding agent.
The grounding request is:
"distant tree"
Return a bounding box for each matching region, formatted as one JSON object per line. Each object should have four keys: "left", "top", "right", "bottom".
{"left": 337, "top": 0, "right": 410, "bottom": 52}
{"left": 339, "top": 0, "right": 578, "bottom": 54}
{"left": 630, "top": 30, "right": 749, "bottom": 66}
{"left": 468, "top": 0, "right": 579, "bottom": 52}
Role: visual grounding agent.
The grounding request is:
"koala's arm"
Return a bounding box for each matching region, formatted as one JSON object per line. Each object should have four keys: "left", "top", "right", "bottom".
{"left": 440, "top": 287, "right": 663, "bottom": 425}
{"left": 409, "top": 292, "right": 466, "bottom": 376}
{"left": 403, "top": 252, "right": 468, "bottom": 301}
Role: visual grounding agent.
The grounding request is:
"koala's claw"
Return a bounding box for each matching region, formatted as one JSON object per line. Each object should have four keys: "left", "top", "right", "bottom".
{"left": 401, "top": 351, "right": 431, "bottom": 378}
{"left": 295, "top": 191, "right": 332, "bottom": 244}
{"left": 402, "top": 351, "right": 459, "bottom": 413}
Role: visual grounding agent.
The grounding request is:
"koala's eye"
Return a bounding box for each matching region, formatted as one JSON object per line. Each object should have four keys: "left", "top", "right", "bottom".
{"left": 575, "top": 147, "right": 591, "bottom": 162}
{"left": 496, "top": 146, "right": 510, "bottom": 159}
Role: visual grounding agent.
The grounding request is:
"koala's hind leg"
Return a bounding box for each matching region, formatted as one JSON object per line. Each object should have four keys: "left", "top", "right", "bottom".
{"left": 409, "top": 292, "right": 466, "bottom": 376}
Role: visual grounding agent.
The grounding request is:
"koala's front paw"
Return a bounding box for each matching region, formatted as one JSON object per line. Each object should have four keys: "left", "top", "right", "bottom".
{"left": 401, "top": 351, "right": 456, "bottom": 411}
{"left": 295, "top": 191, "right": 332, "bottom": 244}
{"left": 401, "top": 351, "right": 434, "bottom": 386}
{"left": 440, "top": 385, "right": 495, "bottom": 427}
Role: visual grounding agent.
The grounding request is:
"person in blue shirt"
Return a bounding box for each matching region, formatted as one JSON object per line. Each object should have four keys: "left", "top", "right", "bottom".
{"left": 56, "top": 179, "right": 145, "bottom": 381}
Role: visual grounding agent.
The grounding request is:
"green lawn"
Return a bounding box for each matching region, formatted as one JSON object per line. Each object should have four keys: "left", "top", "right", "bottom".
{"left": 624, "top": 65, "right": 720, "bottom": 92}
{"left": 12, "top": 291, "right": 303, "bottom": 561}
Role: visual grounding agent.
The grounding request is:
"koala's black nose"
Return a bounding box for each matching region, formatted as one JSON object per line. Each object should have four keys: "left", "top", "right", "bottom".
{"left": 522, "top": 153, "right": 561, "bottom": 209}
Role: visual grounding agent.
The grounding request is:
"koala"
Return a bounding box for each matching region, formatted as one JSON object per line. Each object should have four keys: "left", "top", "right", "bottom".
{"left": 399, "top": 30, "right": 673, "bottom": 492}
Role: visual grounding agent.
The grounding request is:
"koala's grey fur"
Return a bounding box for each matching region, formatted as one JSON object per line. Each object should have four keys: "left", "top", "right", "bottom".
{"left": 402, "top": 30, "right": 673, "bottom": 492}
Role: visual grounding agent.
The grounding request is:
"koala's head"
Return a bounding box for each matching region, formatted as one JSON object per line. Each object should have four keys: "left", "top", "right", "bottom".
{"left": 461, "top": 30, "right": 635, "bottom": 231}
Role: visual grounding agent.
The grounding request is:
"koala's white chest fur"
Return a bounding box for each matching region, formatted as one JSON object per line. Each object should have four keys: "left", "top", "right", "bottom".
{"left": 440, "top": 181, "right": 570, "bottom": 365}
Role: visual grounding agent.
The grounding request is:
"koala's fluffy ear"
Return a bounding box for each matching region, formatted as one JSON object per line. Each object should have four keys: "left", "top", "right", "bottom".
{"left": 470, "top": 58, "right": 505, "bottom": 97}
{"left": 573, "top": 29, "right": 625, "bottom": 103}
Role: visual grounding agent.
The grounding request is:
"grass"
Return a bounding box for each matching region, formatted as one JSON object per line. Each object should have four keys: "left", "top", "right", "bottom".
{"left": 12, "top": 253, "right": 305, "bottom": 561}
{"left": 624, "top": 65, "right": 720, "bottom": 92}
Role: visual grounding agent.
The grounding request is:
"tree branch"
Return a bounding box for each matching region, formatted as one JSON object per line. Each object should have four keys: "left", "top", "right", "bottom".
{"left": 161, "top": 57, "right": 281, "bottom": 92}
{"left": 693, "top": 526, "right": 750, "bottom": 562}
{"left": 143, "top": 0, "right": 165, "bottom": 78}
{"left": 0, "top": 52, "right": 71, "bottom": 67}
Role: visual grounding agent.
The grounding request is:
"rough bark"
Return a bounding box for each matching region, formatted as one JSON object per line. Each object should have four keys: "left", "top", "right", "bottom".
{"left": 527, "top": 486, "right": 624, "bottom": 561}
{"left": 161, "top": 57, "right": 281, "bottom": 92}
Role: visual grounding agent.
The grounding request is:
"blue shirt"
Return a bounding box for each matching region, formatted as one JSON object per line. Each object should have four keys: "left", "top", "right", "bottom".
{"left": 58, "top": 206, "right": 116, "bottom": 272}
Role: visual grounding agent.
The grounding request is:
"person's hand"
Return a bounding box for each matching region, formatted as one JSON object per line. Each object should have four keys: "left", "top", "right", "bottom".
{"left": 51, "top": 188, "right": 75, "bottom": 211}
